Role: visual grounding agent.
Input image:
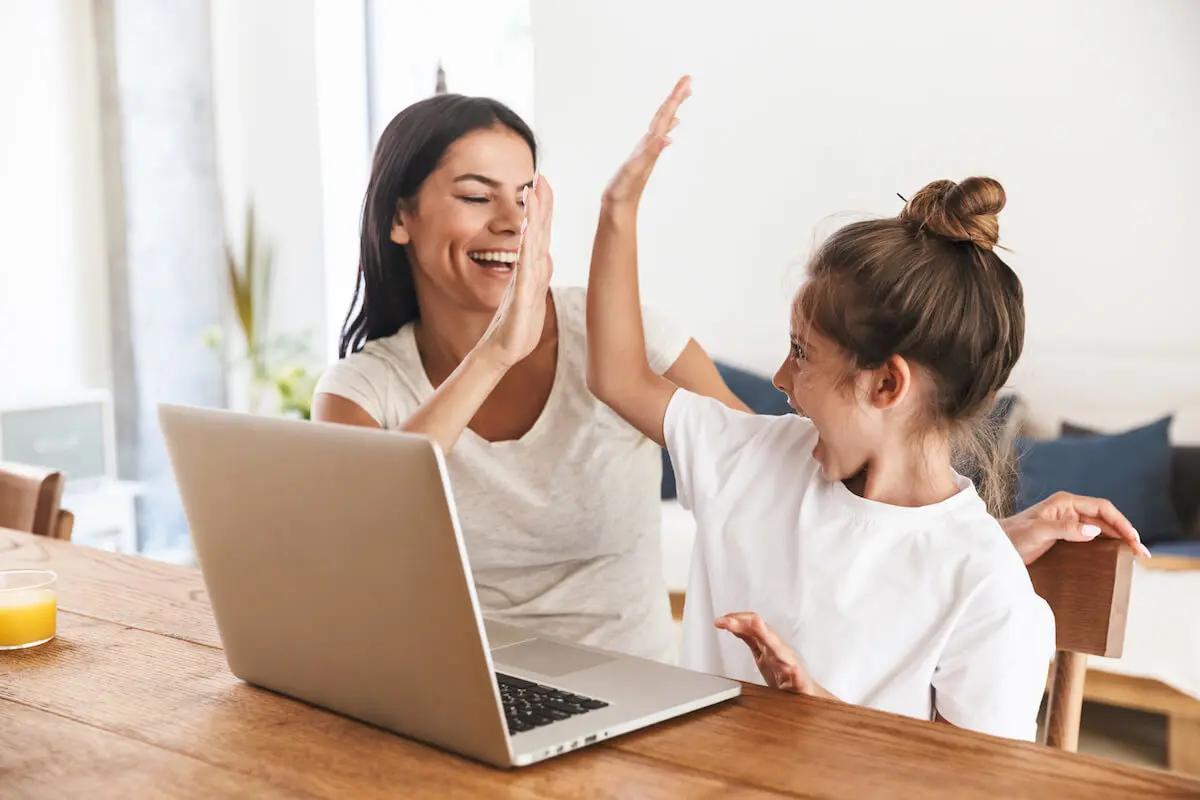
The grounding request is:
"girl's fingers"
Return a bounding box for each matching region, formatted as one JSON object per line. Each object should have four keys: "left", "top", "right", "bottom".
{"left": 650, "top": 76, "right": 692, "bottom": 137}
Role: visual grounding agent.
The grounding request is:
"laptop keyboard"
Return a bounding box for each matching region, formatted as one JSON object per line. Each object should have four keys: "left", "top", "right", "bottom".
{"left": 496, "top": 672, "right": 609, "bottom": 735}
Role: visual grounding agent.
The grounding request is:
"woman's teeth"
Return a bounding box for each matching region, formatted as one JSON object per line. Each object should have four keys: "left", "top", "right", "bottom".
{"left": 468, "top": 251, "right": 518, "bottom": 269}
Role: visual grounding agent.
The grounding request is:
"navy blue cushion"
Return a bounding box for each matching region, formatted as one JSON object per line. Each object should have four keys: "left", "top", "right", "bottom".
{"left": 660, "top": 361, "right": 790, "bottom": 500}
{"left": 1064, "top": 421, "right": 1200, "bottom": 541}
{"left": 1015, "top": 416, "right": 1182, "bottom": 544}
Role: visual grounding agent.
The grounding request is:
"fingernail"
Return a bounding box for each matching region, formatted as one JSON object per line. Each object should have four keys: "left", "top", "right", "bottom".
{"left": 522, "top": 186, "right": 529, "bottom": 205}
{"left": 1081, "top": 524, "right": 1101, "bottom": 539}
{"left": 532, "top": 172, "right": 540, "bottom": 190}
{"left": 520, "top": 218, "right": 527, "bottom": 234}
{"left": 1140, "top": 545, "right": 1153, "bottom": 559}
{"left": 1132, "top": 527, "right": 1142, "bottom": 541}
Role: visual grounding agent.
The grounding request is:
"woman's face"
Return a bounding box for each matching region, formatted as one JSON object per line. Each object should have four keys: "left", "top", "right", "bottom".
{"left": 392, "top": 125, "right": 535, "bottom": 314}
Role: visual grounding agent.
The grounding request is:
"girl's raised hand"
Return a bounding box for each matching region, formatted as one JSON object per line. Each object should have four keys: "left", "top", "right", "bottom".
{"left": 601, "top": 76, "right": 692, "bottom": 208}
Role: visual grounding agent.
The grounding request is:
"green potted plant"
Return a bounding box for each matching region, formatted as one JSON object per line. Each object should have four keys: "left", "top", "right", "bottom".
{"left": 205, "top": 204, "right": 318, "bottom": 419}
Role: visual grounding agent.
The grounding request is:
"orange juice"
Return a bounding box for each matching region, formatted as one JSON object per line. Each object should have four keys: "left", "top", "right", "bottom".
{"left": 0, "top": 585, "right": 57, "bottom": 649}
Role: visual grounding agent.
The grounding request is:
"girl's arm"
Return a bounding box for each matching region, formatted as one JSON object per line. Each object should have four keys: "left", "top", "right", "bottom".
{"left": 586, "top": 77, "right": 694, "bottom": 447}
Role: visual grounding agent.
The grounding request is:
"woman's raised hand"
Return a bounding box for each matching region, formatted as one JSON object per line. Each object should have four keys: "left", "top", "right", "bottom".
{"left": 481, "top": 175, "right": 555, "bottom": 368}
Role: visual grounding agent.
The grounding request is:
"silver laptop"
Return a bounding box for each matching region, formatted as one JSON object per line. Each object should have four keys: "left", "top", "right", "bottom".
{"left": 158, "top": 404, "right": 740, "bottom": 768}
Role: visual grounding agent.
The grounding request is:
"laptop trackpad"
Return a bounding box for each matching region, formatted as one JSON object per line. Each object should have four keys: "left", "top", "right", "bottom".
{"left": 493, "top": 639, "right": 615, "bottom": 678}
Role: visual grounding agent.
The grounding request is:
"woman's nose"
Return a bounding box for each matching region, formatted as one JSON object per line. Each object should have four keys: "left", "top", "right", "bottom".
{"left": 491, "top": 197, "right": 524, "bottom": 236}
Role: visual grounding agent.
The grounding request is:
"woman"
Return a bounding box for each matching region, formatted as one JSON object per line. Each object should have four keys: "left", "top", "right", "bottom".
{"left": 313, "top": 93, "right": 1147, "bottom": 664}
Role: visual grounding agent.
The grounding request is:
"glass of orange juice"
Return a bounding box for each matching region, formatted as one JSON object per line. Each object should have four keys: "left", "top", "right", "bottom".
{"left": 0, "top": 569, "right": 58, "bottom": 649}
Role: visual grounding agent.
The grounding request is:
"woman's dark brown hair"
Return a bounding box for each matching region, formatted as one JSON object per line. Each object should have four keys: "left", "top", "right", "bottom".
{"left": 798, "top": 177, "right": 1024, "bottom": 514}
{"left": 339, "top": 95, "right": 537, "bottom": 358}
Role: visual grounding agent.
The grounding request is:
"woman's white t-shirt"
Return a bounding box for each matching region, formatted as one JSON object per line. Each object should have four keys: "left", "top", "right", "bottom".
{"left": 665, "top": 389, "right": 1056, "bottom": 741}
{"left": 314, "top": 286, "right": 690, "bottom": 663}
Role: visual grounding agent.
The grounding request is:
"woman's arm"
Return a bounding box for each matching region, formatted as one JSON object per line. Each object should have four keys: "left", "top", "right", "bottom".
{"left": 664, "top": 340, "right": 752, "bottom": 414}
{"left": 313, "top": 346, "right": 509, "bottom": 453}
{"left": 314, "top": 178, "right": 556, "bottom": 455}
{"left": 586, "top": 78, "right": 694, "bottom": 447}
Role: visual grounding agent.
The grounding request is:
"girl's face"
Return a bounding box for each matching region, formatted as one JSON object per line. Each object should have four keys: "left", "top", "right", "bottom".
{"left": 772, "top": 300, "right": 887, "bottom": 484}
{"left": 391, "top": 125, "right": 535, "bottom": 314}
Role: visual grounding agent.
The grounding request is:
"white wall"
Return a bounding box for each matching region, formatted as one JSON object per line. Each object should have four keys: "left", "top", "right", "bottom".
{"left": 532, "top": 0, "right": 1200, "bottom": 437}
{"left": 210, "top": 0, "right": 328, "bottom": 365}
{"left": 0, "top": 0, "right": 109, "bottom": 397}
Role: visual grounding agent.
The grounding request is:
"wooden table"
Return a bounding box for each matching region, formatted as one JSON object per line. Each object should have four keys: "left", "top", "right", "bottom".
{"left": 2, "top": 529, "right": 1198, "bottom": 799}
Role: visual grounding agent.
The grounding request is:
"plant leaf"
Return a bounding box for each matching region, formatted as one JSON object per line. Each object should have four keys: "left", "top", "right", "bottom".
{"left": 227, "top": 242, "right": 253, "bottom": 354}
{"left": 244, "top": 204, "right": 257, "bottom": 356}
{"left": 257, "top": 242, "right": 274, "bottom": 356}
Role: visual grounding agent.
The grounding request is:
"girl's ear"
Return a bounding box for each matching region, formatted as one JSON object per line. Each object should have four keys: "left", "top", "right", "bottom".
{"left": 869, "top": 354, "right": 912, "bottom": 410}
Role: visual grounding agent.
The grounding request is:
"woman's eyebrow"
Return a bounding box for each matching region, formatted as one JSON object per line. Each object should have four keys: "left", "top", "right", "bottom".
{"left": 452, "top": 174, "right": 536, "bottom": 191}
{"left": 453, "top": 173, "right": 499, "bottom": 187}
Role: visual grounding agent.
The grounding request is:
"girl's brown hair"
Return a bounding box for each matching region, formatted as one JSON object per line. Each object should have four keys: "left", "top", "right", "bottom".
{"left": 798, "top": 177, "right": 1024, "bottom": 514}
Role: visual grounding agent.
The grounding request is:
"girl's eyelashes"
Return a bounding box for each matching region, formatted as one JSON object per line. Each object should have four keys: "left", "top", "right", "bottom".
{"left": 790, "top": 341, "right": 808, "bottom": 361}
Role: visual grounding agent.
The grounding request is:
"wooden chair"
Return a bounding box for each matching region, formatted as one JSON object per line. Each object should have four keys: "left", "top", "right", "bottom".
{"left": 0, "top": 461, "right": 75, "bottom": 540}
{"left": 1028, "top": 537, "right": 1134, "bottom": 751}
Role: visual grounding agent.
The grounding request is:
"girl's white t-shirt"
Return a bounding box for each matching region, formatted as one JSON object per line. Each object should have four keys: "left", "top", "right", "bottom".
{"left": 665, "top": 388, "right": 1056, "bottom": 741}
{"left": 314, "top": 286, "right": 690, "bottom": 663}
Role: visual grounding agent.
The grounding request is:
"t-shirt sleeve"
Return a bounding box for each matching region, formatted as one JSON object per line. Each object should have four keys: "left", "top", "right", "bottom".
{"left": 662, "top": 388, "right": 775, "bottom": 512}
{"left": 313, "top": 356, "right": 391, "bottom": 427}
{"left": 932, "top": 572, "right": 1056, "bottom": 741}
{"left": 641, "top": 301, "right": 692, "bottom": 375}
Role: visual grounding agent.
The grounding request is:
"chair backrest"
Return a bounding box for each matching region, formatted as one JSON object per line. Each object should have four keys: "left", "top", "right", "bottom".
{"left": 1027, "top": 537, "right": 1133, "bottom": 658}
{"left": 0, "top": 461, "right": 66, "bottom": 537}
{"left": 55, "top": 508, "right": 75, "bottom": 541}
{"left": 1027, "top": 538, "right": 1134, "bottom": 751}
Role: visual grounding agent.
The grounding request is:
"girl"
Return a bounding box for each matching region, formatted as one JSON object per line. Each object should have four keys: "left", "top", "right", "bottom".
{"left": 586, "top": 77, "right": 1056, "bottom": 741}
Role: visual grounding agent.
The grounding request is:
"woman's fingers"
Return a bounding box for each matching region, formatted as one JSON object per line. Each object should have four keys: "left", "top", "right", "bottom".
{"left": 1053, "top": 492, "right": 1136, "bottom": 539}
{"left": 532, "top": 176, "right": 553, "bottom": 265}
{"left": 1048, "top": 491, "right": 1146, "bottom": 556}
{"left": 1079, "top": 515, "right": 1151, "bottom": 558}
{"left": 517, "top": 176, "right": 554, "bottom": 290}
